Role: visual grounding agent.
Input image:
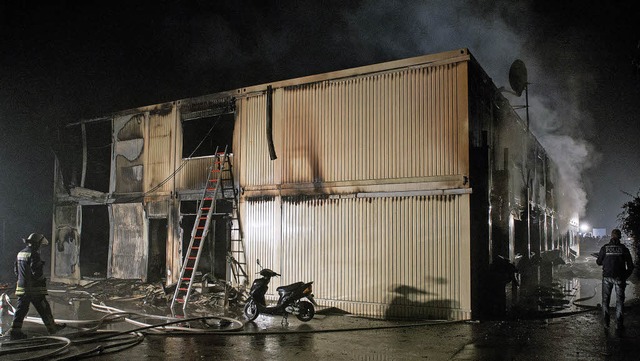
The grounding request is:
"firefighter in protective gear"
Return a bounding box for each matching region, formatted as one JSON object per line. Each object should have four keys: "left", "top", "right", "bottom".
{"left": 9, "top": 233, "right": 65, "bottom": 339}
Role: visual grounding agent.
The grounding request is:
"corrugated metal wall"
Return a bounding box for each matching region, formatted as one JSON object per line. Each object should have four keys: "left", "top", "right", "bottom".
{"left": 145, "top": 109, "right": 176, "bottom": 195}
{"left": 178, "top": 157, "right": 214, "bottom": 191}
{"left": 239, "top": 63, "right": 464, "bottom": 187}
{"left": 237, "top": 94, "right": 275, "bottom": 186}
{"left": 238, "top": 57, "right": 471, "bottom": 319}
{"left": 110, "top": 203, "right": 147, "bottom": 280}
{"left": 282, "top": 65, "right": 461, "bottom": 183}
{"left": 244, "top": 195, "right": 471, "bottom": 319}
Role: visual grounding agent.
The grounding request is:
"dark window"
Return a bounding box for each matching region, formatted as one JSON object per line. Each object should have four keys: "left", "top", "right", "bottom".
{"left": 84, "top": 121, "right": 112, "bottom": 192}
{"left": 182, "top": 113, "right": 234, "bottom": 158}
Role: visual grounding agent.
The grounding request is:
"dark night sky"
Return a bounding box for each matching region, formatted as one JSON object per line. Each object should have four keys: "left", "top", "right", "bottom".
{"left": 1, "top": 0, "right": 639, "bottom": 255}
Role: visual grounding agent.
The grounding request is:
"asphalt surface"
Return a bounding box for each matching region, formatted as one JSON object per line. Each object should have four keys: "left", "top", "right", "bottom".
{"left": 1, "top": 256, "right": 639, "bottom": 360}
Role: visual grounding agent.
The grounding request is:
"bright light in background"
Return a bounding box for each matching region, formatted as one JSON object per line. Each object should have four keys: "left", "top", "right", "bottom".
{"left": 580, "top": 223, "right": 591, "bottom": 233}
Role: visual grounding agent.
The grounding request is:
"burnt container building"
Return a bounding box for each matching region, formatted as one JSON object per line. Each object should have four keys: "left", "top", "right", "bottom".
{"left": 51, "top": 49, "right": 579, "bottom": 320}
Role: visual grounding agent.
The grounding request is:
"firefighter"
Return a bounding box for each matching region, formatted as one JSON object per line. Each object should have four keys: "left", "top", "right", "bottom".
{"left": 8, "top": 233, "right": 65, "bottom": 339}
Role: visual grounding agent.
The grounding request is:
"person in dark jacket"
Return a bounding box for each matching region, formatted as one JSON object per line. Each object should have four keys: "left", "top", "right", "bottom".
{"left": 8, "top": 233, "right": 65, "bottom": 339}
{"left": 596, "top": 228, "right": 635, "bottom": 331}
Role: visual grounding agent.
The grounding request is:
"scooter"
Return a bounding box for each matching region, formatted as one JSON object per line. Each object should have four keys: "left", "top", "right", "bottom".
{"left": 243, "top": 259, "right": 317, "bottom": 325}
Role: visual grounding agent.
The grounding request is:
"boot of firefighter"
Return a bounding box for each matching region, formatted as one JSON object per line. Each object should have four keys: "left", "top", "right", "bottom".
{"left": 44, "top": 318, "right": 66, "bottom": 334}
{"left": 42, "top": 313, "right": 66, "bottom": 335}
{"left": 39, "top": 302, "right": 65, "bottom": 335}
{"left": 8, "top": 322, "right": 28, "bottom": 340}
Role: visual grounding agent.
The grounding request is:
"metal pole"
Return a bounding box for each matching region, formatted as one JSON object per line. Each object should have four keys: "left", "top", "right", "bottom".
{"left": 525, "top": 84, "right": 530, "bottom": 130}
{"left": 1, "top": 219, "right": 4, "bottom": 256}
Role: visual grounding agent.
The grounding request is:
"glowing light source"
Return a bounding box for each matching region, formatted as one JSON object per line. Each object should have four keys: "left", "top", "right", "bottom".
{"left": 580, "top": 223, "right": 590, "bottom": 233}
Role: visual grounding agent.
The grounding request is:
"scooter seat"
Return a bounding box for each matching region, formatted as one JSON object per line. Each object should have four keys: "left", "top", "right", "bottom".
{"left": 277, "top": 282, "right": 305, "bottom": 293}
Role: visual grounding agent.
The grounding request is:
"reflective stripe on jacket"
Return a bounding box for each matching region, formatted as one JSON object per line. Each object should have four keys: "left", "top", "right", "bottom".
{"left": 596, "top": 239, "right": 635, "bottom": 279}
{"left": 14, "top": 246, "right": 48, "bottom": 296}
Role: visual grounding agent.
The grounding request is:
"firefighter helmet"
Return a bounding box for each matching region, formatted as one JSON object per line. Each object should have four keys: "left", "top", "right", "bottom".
{"left": 25, "top": 233, "right": 49, "bottom": 246}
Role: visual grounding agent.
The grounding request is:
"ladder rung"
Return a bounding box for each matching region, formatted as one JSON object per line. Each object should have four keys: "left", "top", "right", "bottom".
{"left": 179, "top": 288, "right": 188, "bottom": 291}
{"left": 181, "top": 278, "right": 191, "bottom": 281}
{"left": 185, "top": 267, "right": 194, "bottom": 270}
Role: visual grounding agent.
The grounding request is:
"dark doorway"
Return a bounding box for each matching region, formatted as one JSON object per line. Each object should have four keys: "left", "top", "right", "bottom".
{"left": 180, "top": 201, "right": 230, "bottom": 280}
{"left": 212, "top": 215, "right": 230, "bottom": 280}
{"left": 79, "top": 205, "right": 110, "bottom": 278}
{"left": 148, "top": 218, "right": 168, "bottom": 283}
{"left": 514, "top": 218, "right": 529, "bottom": 258}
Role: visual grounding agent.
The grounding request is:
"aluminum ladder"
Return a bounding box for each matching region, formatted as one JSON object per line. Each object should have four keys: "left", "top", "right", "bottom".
{"left": 221, "top": 154, "right": 248, "bottom": 289}
{"left": 171, "top": 146, "right": 227, "bottom": 310}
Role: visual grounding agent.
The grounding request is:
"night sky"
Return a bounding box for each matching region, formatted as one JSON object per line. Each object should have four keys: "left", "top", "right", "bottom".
{"left": 1, "top": 0, "right": 639, "bottom": 262}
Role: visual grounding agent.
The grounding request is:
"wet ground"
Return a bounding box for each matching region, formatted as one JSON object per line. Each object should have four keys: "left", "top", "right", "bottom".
{"left": 1, "top": 256, "right": 639, "bottom": 360}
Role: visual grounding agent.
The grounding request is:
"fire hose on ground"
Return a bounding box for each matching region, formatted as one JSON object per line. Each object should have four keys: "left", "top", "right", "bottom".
{"left": 2, "top": 283, "right": 637, "bottom": 360}
{"left": 1, "top": 295, "right": 459, "bottom": 360}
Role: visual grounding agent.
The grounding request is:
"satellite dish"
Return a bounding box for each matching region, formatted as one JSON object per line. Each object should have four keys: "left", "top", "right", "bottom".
{"left": 509, "top": 59, "right": 528, "bottom": 97}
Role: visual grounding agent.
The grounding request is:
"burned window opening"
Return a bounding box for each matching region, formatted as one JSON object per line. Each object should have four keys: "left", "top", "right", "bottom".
{"left": 79, "top": 205, "right": 109, "bottom": 279}
{"left": 117, "top": 114, "right": 144, "bottom": 141}
{"left": 181, "top": 113, "right": 234, "bottom": 158}
{"left": 53, "top": 126, "right": 83, "bottom": 190}
{"left": 84, "top": 121, "right": 112, "bottom": 193}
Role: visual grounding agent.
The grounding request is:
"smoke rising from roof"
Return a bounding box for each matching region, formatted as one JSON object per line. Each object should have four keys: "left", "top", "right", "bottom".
{"left": 340, "top": 0, "right": 597, "bottom": 221}
{"left": 5, "top": 0, "right": 634, "bottom": 250}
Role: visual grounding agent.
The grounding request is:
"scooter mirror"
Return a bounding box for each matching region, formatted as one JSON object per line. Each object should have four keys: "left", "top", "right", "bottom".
{"left": 256, "top": 259, "right": 261, "bottom": 267}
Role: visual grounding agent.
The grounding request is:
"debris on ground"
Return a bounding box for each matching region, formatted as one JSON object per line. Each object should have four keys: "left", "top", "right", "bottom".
{"left": 46, "top": 277, "right": 246, "bottom": 317}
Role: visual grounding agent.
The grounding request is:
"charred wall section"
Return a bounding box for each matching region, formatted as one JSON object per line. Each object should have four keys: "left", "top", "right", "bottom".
{"left": 467, "top": 57, "right": 568, "bottom": 318}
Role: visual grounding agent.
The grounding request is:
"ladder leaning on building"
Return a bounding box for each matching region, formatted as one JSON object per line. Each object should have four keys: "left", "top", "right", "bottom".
{"left": 171, "top": 146, "right": 247, "bottom": 310}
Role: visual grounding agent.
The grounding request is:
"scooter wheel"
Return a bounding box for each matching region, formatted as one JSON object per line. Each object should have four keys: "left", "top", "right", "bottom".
{"left": 295, "top": 301, "right": 315, "bottom": 322}
{"left": 244, "top": 300, "right": 259, "bottom": 322}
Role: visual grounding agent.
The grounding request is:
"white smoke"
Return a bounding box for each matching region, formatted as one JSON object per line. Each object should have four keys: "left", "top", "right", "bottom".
{"left": 341, "top": 0, "right": 597, "bottom": 219}
{"left": 159, "top": 0, "right": 598, "bottom": 220}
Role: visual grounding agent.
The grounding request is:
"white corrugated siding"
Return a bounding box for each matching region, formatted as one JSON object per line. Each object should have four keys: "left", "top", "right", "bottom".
{"left": 237, "top": 94, "right": 276, "bottom": 186}
{"left": 145, "top": 110, "right": 176, "bottom": 195}
{"left": 238, "top": 57, "right": 471, "bottom": 319}
{"left": 244, "top": 195, "right": 471, "bottom": 319}
{"left": 178, "top": 157, "right": 214, "bottom": 191}
{"left": 238, "top": 63, "right": 463, "bottom": 186}
{"left": 281, "top": 65, "right": 460, "bottom": 183}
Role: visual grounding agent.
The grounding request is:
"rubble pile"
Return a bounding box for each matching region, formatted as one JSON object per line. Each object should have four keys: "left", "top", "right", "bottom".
{"left": 49, "top": 278, "right": 246, "bottom": 316}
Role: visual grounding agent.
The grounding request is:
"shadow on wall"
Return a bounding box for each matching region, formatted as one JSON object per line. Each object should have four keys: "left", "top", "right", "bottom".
{"left": 385, "top": 282, "right": 459, "bottom": 320}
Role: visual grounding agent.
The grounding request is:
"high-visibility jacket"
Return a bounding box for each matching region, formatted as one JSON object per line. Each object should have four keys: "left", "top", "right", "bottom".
{"left": 14, "top": 245, "right": 48, "bottom": 296}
